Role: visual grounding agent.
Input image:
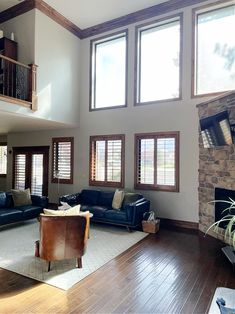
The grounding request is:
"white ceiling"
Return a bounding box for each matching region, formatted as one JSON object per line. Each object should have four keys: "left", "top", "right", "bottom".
{"left": 0, "top": 0, "right": 169, "bottom": 29}
{"left": 0, "top": 111, "right": 70, "bottom": 134}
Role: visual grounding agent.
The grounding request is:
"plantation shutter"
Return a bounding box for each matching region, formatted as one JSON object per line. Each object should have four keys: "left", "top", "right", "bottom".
{"left": 0, "top": 144, "right": 7, "bottom": 175}
{"left": 90, "top": 135, "right": 124, "bottom": 187}
{"left": 13, "top": 147, "right": 49, "bottom": 196}
{"left": 31, "top": 154, "right": 43, "bottom": 195}
{"left": 52, "top": 138, "right": 74, "bottom": 184}
{"left": 107, "top": 140, "right": 122, "bottom": 182}
{"left": 138, "top": 138, "right": 154, "bottom": 184}
{"left": 14, "top": 154, "right": 26, "bottom": 190}
{"left": 135, "top": 132, "right": 179, "bottom": 191}
{"left": 156, "top": 137, "right": 175, "bottom": 186}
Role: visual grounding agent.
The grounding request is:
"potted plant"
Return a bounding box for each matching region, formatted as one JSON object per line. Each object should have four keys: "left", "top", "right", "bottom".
{"left": 206, "top": 197, "right": 235, "bottom": 270}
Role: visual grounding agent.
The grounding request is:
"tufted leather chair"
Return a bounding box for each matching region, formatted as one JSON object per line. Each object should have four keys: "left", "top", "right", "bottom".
{"left": 38, "top": 213, "right": 89, "bottom": 271}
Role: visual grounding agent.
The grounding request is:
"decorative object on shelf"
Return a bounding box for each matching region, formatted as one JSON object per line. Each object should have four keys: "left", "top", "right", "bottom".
{"left": 205, "top": 198, "right": 235, "bottom": 270}
{"left": 10, "top": 32, "right": 15, "bottom": 41}
{"left": 0, "top": 30, "right": 3, "bottom": 39}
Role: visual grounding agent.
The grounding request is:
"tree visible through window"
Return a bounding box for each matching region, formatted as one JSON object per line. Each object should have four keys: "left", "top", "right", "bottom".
{"left": 136, "top": 16, "right": 181, "bottom": 104}
{"left": 135, "top": 132, "right": 179, "bottom": 191}
{"left": 0, "top": 142, "right": 7, "bottom": 177}
{"left": 90, "top": 135, "right": 125, "bottom": 187}
{"left": 194, "top": 4, "right": 235, "bottom": 95}
{"left": 90, "top": 31, "right": 127, "bottom": 110}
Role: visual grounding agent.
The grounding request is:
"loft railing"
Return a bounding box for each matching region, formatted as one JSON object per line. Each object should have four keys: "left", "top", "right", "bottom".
{"left": 0, "top": 54, "right": 38, "bottom": 111}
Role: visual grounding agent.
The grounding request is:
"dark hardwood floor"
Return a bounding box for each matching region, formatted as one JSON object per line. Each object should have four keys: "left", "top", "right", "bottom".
{"left": 0, "top": 227, "right": 234, "bottom": 313}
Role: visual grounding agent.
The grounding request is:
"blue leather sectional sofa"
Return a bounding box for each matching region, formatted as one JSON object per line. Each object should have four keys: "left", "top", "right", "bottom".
{"left": 0, "top": 192, "right": 48, "bottom": 226}
{"left": 60, "top": 189, "right": 150, "bottom": 230}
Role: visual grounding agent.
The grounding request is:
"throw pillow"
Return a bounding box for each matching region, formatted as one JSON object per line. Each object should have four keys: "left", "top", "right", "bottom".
{"left": 11, "top": 188, "right": 32, "bottom": 207}
{"left": 112, "top": 190, "right": 124, "bottom": 210}
{"left": 43, "top": 204, "right": 81, "bottom": 216}
{"left": 122, "top": 193, "right": 140, "bottom": 207}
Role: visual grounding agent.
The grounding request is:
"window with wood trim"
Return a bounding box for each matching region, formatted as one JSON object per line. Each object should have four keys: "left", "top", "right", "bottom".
{"left": 0, "top": 142, "right": 7, "bottom": 177}
{"left": 13, "top": 146, "right": 49, "bottom": 196}
{"left": 135, "top": 132, "right": 179, "bottom": 191}
{"left": 90, "top": 135, "right": 125, "bottom": 187}
{"left": 135, "top": 15, "right": 181, "bottom": 105}
{"left": 90, "top": 30, "right": 128, "bottom": 110}
{"left": 194, "top": 3, "right": 235, "bottom": 96}
{"left": 52, "top": 137, "right": 74, "bottom": 184}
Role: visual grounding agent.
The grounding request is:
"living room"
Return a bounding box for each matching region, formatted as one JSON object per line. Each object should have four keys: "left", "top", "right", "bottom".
{"left": 0, "top": 0, "right": 235, "bottom": 313}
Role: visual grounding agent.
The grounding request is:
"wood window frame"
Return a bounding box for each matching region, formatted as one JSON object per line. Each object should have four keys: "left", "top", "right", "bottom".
{"left": 134, "top": 132, "right": 179, "bottom": 192}
{"left": 12, "top": 146, "right": 49, "bottom": 196}
{"left": 89, "top": 134, "right": 125, "bottom": 188}
{"left": 89, "top": 29, "right": 128, "bottom": 111}
{"left": 192, "top": 0, "right": 235, "bottom": 98}
{"left": 134, "top": 14, "right": 183, "bottom": 107}
{"left": 0, "top": 142, "right": 7, "bottom": 177}
{"left": 51, "top": 137, "right": 74, "bottom": 184}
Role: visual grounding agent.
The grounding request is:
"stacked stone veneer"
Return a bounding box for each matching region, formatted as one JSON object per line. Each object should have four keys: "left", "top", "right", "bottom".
{"left": 197, "top": 91, "right": 235, "bottom": 235}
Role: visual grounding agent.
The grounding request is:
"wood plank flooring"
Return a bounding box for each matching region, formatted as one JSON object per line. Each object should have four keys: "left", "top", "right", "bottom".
{"left": 0, "top": 227, "right": 235, "bottom": 313}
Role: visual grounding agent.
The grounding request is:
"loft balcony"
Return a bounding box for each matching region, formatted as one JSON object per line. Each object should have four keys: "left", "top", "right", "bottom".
{"left": 0, "top": 54, "right": 38, "bottom": 111}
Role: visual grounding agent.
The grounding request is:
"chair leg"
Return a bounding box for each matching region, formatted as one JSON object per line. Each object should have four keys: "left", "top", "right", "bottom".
{"left": 126, "top": 226, "right": 132, "bottom": 233}
{"left": 48, "top": 261, "right": 51, "bottom": 272}
{"left": 77, "top": 257, "right": 82, "bottom": 268}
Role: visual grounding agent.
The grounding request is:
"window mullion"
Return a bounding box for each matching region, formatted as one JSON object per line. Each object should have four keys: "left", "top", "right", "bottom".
{"left": 104, "top": 140, "right": 108, "bottom": 183}
{"left": 154, "top": 137, "right": 157, "bottom": 188}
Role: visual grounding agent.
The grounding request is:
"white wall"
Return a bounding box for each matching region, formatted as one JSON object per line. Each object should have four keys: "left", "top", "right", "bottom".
{"left": 77, "top": 1, "right": 215, "bottom": 223}
{"left": 6, "top": 129, "right": 79, "bottom": 203}
{"left": 0, "top": 9, "right": 81, "bottom": 126}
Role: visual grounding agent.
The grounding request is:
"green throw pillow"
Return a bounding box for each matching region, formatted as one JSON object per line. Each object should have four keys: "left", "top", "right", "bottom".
{"left": 122, "top": 193, "right": 140, "bottom": 207}
{"left": 11, "top": 188, "right": 32, "bottom": 207}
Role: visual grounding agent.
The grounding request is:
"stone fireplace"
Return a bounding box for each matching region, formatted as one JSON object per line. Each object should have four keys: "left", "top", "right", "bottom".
{"left": 197, "top": 91, "right": 235, "bottom": 236}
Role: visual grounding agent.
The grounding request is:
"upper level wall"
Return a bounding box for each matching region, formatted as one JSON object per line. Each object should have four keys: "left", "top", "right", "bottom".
{"left": 77, "top": 0, "right": 217, "bottom": 223}
{"left": 0, "top": 9, "right": 80, "bottom": 126}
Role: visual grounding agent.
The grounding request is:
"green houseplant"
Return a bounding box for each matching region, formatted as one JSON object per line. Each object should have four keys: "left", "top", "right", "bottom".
{"left": 206, "top": 197, "right": 235, "bottom": 249}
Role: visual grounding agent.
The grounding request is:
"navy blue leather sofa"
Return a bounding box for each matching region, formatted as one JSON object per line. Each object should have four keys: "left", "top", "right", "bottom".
{"left": 0, "top": 192, "right": 48, "bottom": 227}
{"left": 60, "top": 189, "right": 150, "bottom": 230}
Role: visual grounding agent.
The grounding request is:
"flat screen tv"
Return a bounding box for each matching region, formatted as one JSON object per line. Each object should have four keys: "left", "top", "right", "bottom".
{"left": 200, "top": 110, "right": 233, "bottom": 148}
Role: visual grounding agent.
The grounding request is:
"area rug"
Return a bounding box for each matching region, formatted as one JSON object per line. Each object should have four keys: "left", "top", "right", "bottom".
{"left": 208, "top": 287, "right": 235, "bottom": 314}
{"left": 0, "top": 220, "right": 147, "bottom": 290}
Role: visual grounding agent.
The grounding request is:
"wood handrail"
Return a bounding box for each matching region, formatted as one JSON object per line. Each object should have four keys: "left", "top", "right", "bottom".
{"left": 0, "top": 54, "right": 38, "bottom": 111}
{"left": 0, "top": 53, "right": 30, "bottom": 69}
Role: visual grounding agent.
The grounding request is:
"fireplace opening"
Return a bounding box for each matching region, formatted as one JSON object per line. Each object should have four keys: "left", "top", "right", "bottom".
{"left": 215, "top": 187, "right": 235, "bottom": 228}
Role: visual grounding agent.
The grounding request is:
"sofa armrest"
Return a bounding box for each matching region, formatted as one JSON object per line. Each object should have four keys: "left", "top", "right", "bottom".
{"left": 123, "top": 199, "right": 150, "bottom": 225}
{"left": 31, "top": 195, "right": 49, "bottom": 208}
{"left": 59, "top": 193, "right": 80, "bottom": 206}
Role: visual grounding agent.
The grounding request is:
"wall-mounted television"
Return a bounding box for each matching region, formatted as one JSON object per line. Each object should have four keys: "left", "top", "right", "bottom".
{"left": 200, "top": 110, "right": 233, "bottom": 148}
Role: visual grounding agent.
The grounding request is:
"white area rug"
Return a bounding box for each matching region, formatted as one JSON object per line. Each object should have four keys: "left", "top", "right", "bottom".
{"left": 0, "top": 220, "right": 147, "bottom": 290}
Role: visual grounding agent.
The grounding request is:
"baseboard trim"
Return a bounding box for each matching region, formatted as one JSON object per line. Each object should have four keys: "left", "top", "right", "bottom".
{"left": 160, "top": 218, "right": 199, "bottom": 231}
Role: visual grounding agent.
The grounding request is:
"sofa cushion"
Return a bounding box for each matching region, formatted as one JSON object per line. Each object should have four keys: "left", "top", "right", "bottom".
{"left": 104, "top": 210, "right": 127, "bottom": 222}
{"left": 0, "top": 192, "right": 6, "bottom": 208}
{"left": 5, "top": 192, "right": 14, "bottom": 208}
{"left": 43, "top": 205, "right": 81, "bottom": 216}
{"left": 0, "top": 208, "right": 23, "bottom": 225}
{"left": 16, "top": 205, "right": 42, "bottom": 218}
{"left": 112, "top": 190, "right": 124, "bottom": 210}
{"left": 122, "top": 193, "right": 141, "bottom": 208}
{"left": 87, "top": 206, "right": 108, "bottom": 218}
{"left": 98, "top": 191, "right": 114, "bottom": 207}
{"left": 11, "top": 189, "right": 32, "bottom": 207}
{"left": 79, "top": 189, "right": 100, "bottom": 205}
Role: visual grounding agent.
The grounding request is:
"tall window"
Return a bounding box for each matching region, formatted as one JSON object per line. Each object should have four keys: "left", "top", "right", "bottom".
{"left": 13, "top": 146, "right": 49, "bottom": 196}
{"left": 52, "top": 137, "right": 74, "bottom": 184}
{"left": 136, "top": 16, "right": 181, "bottom": 104}
{"left": 90, "top": 135, "right": 125, "bottom": 187}
{"left": 0, "top": 142, "right": 7, "bottom": 177}
{"left": 194, "top": 4, "right": 235, "bottom": 96}
{"left": 135, "top": 132, "right": 179, "bottom": 192}
{"left": 90, "top": 30, "right": 128, "bottom": 110}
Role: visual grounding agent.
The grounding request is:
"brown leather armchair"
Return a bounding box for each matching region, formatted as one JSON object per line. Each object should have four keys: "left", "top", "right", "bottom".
{"left": 38, "top": 214, "right": 89, "bottom": 271}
